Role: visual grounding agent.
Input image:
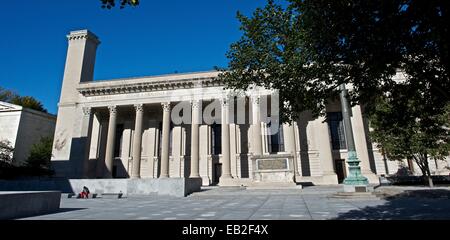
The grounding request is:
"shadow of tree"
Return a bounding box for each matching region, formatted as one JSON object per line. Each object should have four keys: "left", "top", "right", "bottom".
{"left": 334, "top": 189, "right": 450, "bottom": 220}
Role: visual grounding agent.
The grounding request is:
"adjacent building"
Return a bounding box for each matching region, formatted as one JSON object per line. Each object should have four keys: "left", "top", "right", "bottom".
{"left": 0, "top": 101, "right": 56, "bottom": 165}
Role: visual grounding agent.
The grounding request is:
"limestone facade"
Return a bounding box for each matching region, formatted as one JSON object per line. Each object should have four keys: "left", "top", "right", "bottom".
{"left": 0, "top": 101, "right": 56, "bottom": 166}
{"left": 51, "top": 30, "right": 450, "bottom": 186}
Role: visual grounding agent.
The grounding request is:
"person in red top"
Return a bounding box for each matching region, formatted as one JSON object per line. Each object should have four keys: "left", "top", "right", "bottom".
{"left": 79, "top": 186, "right": 90, "bottom": 199}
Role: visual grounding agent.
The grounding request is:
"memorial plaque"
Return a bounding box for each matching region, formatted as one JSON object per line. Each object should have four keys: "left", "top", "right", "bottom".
{"left": 257, "top": 158, "right": 288, "bottom": 170}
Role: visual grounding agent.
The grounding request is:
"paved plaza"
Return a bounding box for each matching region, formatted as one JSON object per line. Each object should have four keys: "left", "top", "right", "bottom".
{"left": 21, "top": 185, "right": 450, "bottom": 220}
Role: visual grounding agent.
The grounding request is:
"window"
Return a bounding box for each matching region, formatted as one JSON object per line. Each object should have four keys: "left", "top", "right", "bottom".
{"left": 114, "top": 124, "right": 124, "bottom": 158}
{"left": 267, "top": 123, "right": 285, "bottom": 153}
{"left": 327, "top": 112, "right": 347, "bottom": 150}
{"left": 211, "top": 124, "right": 222, "bottom": 155}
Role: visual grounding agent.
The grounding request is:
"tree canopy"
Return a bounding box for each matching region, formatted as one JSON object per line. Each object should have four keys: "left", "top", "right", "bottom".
{"left": 218, "top": 0, "right": 449, "bottom": 185}
{"left": 0, "top": 87, "right": 47, "bottom": 113}
{"left": 369, "top": 86, "right": 450, "bottom": 186}
{"left": 100, "top": 0, "right": 139, "bottom": 9}
{"left": 218, "top": 0, "right": 449, "bottom": 123}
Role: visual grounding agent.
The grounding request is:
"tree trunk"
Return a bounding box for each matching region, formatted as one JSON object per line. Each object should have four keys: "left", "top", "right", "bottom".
{"left": 414, "top": 153, "right": 434, "bottom": 188}
{"left": 423, "top": 154, "right": 434, "bottom": 188}
{"left": 427, "top": 175, "right": 434, "bottom": 188}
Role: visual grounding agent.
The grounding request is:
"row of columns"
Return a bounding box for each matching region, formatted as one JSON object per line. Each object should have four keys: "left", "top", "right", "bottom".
{"left": 83, "top": 96, "right": 312, "bottom": 180}
{"left": 93, "top": 98, "right": 236, "bottom": 180}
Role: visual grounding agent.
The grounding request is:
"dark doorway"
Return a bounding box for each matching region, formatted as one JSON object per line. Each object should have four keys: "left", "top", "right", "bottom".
{"left": 335, "top": 159, "right": 346, "bottom": 183}
{"left": 213, "top": 163, "right": 222, "bottom": 184}
{"left": 112, "top": 165, "right": 118, "bottom": 178}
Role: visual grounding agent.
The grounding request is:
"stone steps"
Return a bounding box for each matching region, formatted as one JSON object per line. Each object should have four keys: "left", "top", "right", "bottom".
{"left": 246, "top": 182, "right": 301, "bottom": 190}
{"left": 330, "top": 192, "right": 381, "bottom": 200}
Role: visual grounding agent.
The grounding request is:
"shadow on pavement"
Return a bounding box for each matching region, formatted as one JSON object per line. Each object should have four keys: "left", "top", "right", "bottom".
{"left": 334, "top": 189, "right": 450, "bottom": 220}
{"left": 56, "top": 208, "right": 86, "bottom": 214}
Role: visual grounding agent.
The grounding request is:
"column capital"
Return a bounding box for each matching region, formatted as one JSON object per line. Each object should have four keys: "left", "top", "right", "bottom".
{"left": 108, "top": 105, "right": 117, "bottom": 114}
{"left": 134, "top": 104, "right": 144, "bottom": 113}
{"left": 161, "top": 102, "right": 171, "bottom": 112}
{"left": 82, "top": 107, "right": 92, "bottom": 116}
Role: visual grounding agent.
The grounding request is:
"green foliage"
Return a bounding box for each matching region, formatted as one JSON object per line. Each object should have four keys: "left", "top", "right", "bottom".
{"left": 218, "top": 0, "right": 449, "bottom": 123}
{"left": 0, "top": 140, "right": 14, "bottom": 166}
{"left": 101, "top": 0, "right": 139, "bottom": 9}
{"left": 368, "top": 87, "right": 450, "bottom": 185}
{"left": 0, "top": 87, "right": 15, "bottom": 102}
{"left": 0, "top": 87, "right": 47, "bottom": 113}
{"left": 26, "top": 137, "right": 53, "bottom": 170}
{"left": 10, "top": 96, "right": 47, "bottom": 113}
{"left": 219, "top": 0, "right": 449, "bottom": 186}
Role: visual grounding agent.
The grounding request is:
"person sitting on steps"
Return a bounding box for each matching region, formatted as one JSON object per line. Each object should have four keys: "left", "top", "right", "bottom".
{"left": 78, "top": 186, "right": 90, "bottom": 199}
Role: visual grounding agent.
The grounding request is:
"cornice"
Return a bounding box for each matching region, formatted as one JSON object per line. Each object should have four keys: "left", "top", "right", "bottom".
{"left": 67, "top": 30, "right": 101, "bottom": 45}
{"left": 77, "top": 75, "right": 223, "bottom": 97}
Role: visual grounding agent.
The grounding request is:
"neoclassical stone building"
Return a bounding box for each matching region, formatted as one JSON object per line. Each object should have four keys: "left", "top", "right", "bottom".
{"left": 53, "top": 30, "right": 448, "bottom": 187}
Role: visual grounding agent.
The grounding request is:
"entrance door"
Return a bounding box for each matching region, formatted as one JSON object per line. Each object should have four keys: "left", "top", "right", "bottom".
{"left": 335, "top": 159, "right": 346, "bottom": 183}
{"left": 213, "top": 163, "right": 222, "bottom": 184}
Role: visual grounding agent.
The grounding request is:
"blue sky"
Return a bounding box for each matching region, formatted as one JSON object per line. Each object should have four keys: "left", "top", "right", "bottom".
{"left": 0, "top": 0, "right": 268, "bottom": 114}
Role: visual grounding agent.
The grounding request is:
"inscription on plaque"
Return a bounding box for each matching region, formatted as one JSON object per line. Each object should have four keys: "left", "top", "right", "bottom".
{"left": 257, "top": 158, "right": 288, "bottom": 170}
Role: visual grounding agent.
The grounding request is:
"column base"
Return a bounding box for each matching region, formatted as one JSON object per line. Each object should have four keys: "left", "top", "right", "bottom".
{"left": 362, "top": 170, "right": 380, "bottom": 184}
{"left": 218, "top": 177, "right": 236, "bottom": 186}
{"left": 322, "top": 172, "right": 339, "bottom": 185}
{"left": 294, "top": 174, "right": 302, "bottom": 183}
{"left": 159, "top": 175, "right": 169, "bottom": 178}
{"left": 200, "top": 175, "right": 211, "bottom": 186}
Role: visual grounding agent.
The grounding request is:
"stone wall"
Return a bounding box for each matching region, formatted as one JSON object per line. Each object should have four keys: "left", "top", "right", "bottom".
{"left": 0, "top": 191, "right": 60, "bottom": 220}
{"left": 0, "top": 178, "right": 201, "bottom": 197}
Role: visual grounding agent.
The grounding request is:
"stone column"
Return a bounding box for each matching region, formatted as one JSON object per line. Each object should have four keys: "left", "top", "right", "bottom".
{"left": 81, "top": 107, "right": 94, "bottom": 178}
{"left": 160, "top": 102, "right": 171, "bottom": 178}
{"left": 190, "top": 100, "right": 201, "bottom": 178}
{"left": 104, "top": 105, "right": 117, "bottom": 178}
{"left": 131, "top": 104, "right": 144, "bottom": 179}
{"left": 220, "top": 98, "right": 232, "bottom": 179}
{"left": 251, "top": 96, "right": 263, "bottom": 155}
{"left": 316, "top": 115, "right": 339, "bottom": 184}
{"left": 351, "top": 104, "right": 379, "bottom": 183}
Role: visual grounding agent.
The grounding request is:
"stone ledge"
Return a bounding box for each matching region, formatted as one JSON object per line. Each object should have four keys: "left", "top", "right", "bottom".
{"left": 0, "top": 191, "right": 61, "bottom": 220}
{"left": 0, "top": 178, "right": 202, "bottom": 198}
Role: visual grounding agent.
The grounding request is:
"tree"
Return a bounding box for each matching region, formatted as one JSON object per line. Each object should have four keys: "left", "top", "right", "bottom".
{"left": 10, "top": 95, "right": 47, "bottom": 113}
{"left": 0, "top": 87, "right": 15, "bottom": 102}
{"left": 218, "top": 0, "right": 449, "bottom": 123}
{"left": 100, "top": 0, "right": 139, "bottom": 9}
{"left": 217, "top": 0, "right": 449, "bottom": 187}
{"left": 369, "top": 86, "right": 450, "bottom": 187}
{"left": 0, "top": 87, "right": 48, "bottom": 113}
{"left": 0, "top": 140, "right": 14, "bottom": 166}
{"left": 26, "top": 137, "right": 53, "bottom": 170}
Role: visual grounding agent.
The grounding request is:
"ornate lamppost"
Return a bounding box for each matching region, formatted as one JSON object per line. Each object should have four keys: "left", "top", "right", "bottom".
{"left": 339, "top": 84, "right": 369, "bottom": 192}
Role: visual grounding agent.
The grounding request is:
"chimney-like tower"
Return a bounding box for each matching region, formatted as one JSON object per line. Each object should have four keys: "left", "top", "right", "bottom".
{"left": 59, "top": 30, "right": 100, "bottom": 104}
{"left": 52, "top": 30, "right": 100, "bottom": 178}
